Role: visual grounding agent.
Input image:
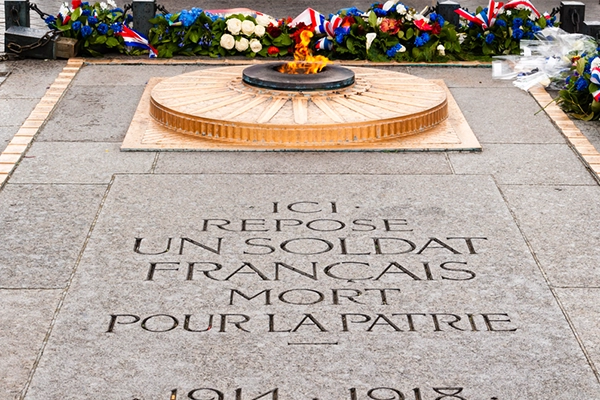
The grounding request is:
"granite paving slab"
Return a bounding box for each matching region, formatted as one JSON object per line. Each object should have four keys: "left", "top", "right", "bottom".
{"left": 0, "top": 60, "right": 66, "bottom": 99}
{"left": 8, "top": 142, "right": 156, "bottom": 184}
{"left": 0, "top": 184, "right": 106, "bottom": 289}
{"left": 36, "top": 85, "right": 146, "bottom": 142}
{"left": 407, "top": 67, "right": 513, "bottom": 89}
{"left": 501, "top": 185, "right": 600, "bottom": 287}
{"left": 556, "top": 289, "right": 600, "bottom": 372}
{"left": 449, "top": 143, "right": 597, "bottom": 185}
{"left": 23, "top": 174, "right": 600, "bottom": 399}
{"left": 154, "top": 150, "right": 453, "bottom": 175}
{"left": 0, "top": 289, "right": 62, "bottom": 399}
{"left": 449, "top": 87, "right": 566, "bottom": 144}
{"left": 74, "top": 64, "right": 190, "bottom": 86}
{"left": 0, "top": 98, "right": 41, "bottom": 127}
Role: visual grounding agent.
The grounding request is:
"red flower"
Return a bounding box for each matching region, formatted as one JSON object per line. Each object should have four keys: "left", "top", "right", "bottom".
{"left": 266, "top": 25, "right": 282, "bottom": 38}
{"left": 268, "top": 46, "right": 280, "bottom": 55}
{"left": 431, "top": 22, "right": 442, "bottom": 35}
{"left": 342, "top": 16, "right": 356, "bottom": 26}
{"left": 414, "top": 19, "right": 433, "bottom": 32}
{"left": 72, "top": 0, "right": 82, "bottom": 8}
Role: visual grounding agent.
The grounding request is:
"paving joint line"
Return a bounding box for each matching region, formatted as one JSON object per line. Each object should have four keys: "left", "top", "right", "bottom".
{"left": 0, "top": 58, "right": 85, "bottom": 191}
{"left": 493, "top": 176, "right": 600, "bottom": 384}
{"left": 19, "top": 176, "right": 115, "bottom": 400}
{"left": 529, "top": 86, "right": 600, "bottom": 186}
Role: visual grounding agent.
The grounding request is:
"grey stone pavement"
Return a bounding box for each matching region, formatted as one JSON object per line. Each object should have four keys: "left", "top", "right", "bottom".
{"left": 2, "top": 1, "right": 600, "bottom": 400}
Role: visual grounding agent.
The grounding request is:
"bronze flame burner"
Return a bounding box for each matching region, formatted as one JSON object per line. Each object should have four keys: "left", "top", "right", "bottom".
{"left": 242, "top": 62, "right": 355, "bottom": 91}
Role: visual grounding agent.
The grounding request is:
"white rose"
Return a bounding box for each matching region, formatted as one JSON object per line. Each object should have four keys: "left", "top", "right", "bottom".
{"left": 241, "top": 20, "right": 256, "bottom": 36}
{"left": 506, "top": 10, "right": 512, "bottom": 16}
{"left": 255, "top": 15, "right": 271, "bottom": 27}
{"left": 226, "top": 18, "right": 242, "bottom": 35}
{"left": 107, "top": 0, "right": 117, "bottom": 7}
{"left": 437, "top": 44, "right": 445, "bottom": 56}
{"left": 235, "top": 37, "right": 249, "bottom": 52}
{"left": 249, "top": 39, "right": 262, "bottom": 53}
{"left": 254, "top": 25, "right": 266, "bottom": 37}
{"left": 100, "top": 2, "right": 108, "bottom": 10}
{"left": 457, "top": 33, "right": 466, "bottom": 44}
{"left": 220, "top": 33, "right": 235, "bottom": 50}
{"left": 396, "top": 4, "right": 407, "bottom": 15}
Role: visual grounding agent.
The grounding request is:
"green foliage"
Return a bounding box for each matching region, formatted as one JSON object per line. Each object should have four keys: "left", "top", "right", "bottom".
{"left": 556, "top": 52, "right": 600, "bottom": 121}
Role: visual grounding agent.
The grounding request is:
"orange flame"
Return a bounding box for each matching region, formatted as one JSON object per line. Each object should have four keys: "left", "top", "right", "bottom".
{"left": 278, "top": 30, "right": 329, "bottom": 74}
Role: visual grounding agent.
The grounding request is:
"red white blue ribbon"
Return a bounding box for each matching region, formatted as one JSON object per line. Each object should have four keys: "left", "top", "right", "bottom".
{"left": 290, "top": 8, "right": 323, "bottom": 28}
{"left": 315, "top": 37, "right": 333, "bottom": 51}
{"left": 502, "top": 0, "right": 541, "bottom": 18}
{"left": 455, "top": 0, "right": 503, "bottom": 30}
{"left": 456, "top": 0, "right": 541, "bottom": 29}
{"left": 591, "top": 65, "right": 600, "bottom": 102}
{"left": 115, "top": 26, "right": 158, "bottom": 58}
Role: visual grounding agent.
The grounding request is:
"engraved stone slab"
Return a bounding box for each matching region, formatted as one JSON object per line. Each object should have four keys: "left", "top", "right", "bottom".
{"left": 26, "top": 175, "right": 600, "bottom": 399}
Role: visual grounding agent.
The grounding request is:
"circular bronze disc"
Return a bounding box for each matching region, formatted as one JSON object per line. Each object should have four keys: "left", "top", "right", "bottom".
{"left": 242, "top": 62, "right": 355, "bottom": 91}
{"left": 149, "top": 65, "right": 447, "bottom": 145}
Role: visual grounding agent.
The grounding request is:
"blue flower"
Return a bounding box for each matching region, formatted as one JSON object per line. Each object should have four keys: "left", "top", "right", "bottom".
{"left": 373, "top": 8, "right": 388, "bottom": 17}
{"left": 110, "top": 22, "right": 123, "bottom": 33}
{"left": 485, "top": 33, "right": 495, "bottom": 44}
{"left": 414, "top": 33, "right": 430, "bottom": 47}
{"left": 575, "top": 77, "right": 589, "bottom": 91}
{"left": 512, "top": 18, "right": 523, "bottom": 28}
{"left": 334, "top": 26, "right": 350, "bottom": 44}
{"left": 82, "top": 9, "right": 91, "bottom": 16}
{"left": 45, "top": 15, "right": 57, "bottom": 26}
{"left": 340, "top": 7, "right": 363, "bottom": 17}
{"left": 386, "top": 43, "right": 403, "bottom": 58}
{"left": 81, "top": 25, "right": 93, "bottom": 37}
{"left": 525, "top": 31, "right": 534, "bottom": 39}
{"left": 496, "top": 19, "right": 506, "bottom": 27}
{"left": 178, "top": 10, "right": 197, "bottom": 27}
{"left": 97, "top": 22, "right": 108, "bottom": 35}
{"left": 88, "top": 16, "right": 98, "bottom": 25}
{"left": 429, "top": 12, "right": 445, "bottom": 26}
{"left": 112, "top": 8, "right": 123, "bottom": 14}
{"left": 512, "top": 28, "right": 524, "bottom": 39}
{"left": 72, "top": 21, "right": 82, "bottom": 31}
{"left": 525, "top": 20, "right": 533, "bottom": 28}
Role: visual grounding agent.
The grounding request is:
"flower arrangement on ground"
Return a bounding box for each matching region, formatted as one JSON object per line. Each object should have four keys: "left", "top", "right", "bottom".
{"left": 557, "top": 51, "right": 600, "bottom": 121}
{"left": 456, "top": 0, "right": 557, "bottom": 57}
{"left": 46, "top": 0, "right": 130, "bottom": 56}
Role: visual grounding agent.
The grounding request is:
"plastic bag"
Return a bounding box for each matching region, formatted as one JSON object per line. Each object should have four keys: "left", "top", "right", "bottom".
{"left": 492, "top": 27, "right": 598, "bottom": 91}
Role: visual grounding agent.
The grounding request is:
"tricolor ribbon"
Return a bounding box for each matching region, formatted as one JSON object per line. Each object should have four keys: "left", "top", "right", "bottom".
{"left": 115, "top": 26, "right": 158, "bottom": 58}
{"left": 290, "top": 8, "right": 323, "bottom": 28}
{"left": 315, "top": 37, "right": 333, "bottom": 51}
{"left": 456, "top": 0, "right": 541, "bottom": 29}
{"left": 502, "top": 0, "right": 541, "bottom": 18}
{"left": 455, "top": 0, "right": 503, "bottom": 29}
{"left": 590, "top": 65, "right": 600, "bottom": 102}
{"left": 291, "top": 8, "right": 343, "bottom": 51}
{"left": 314, "top": 14, "right": 343, "bottom": 37}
